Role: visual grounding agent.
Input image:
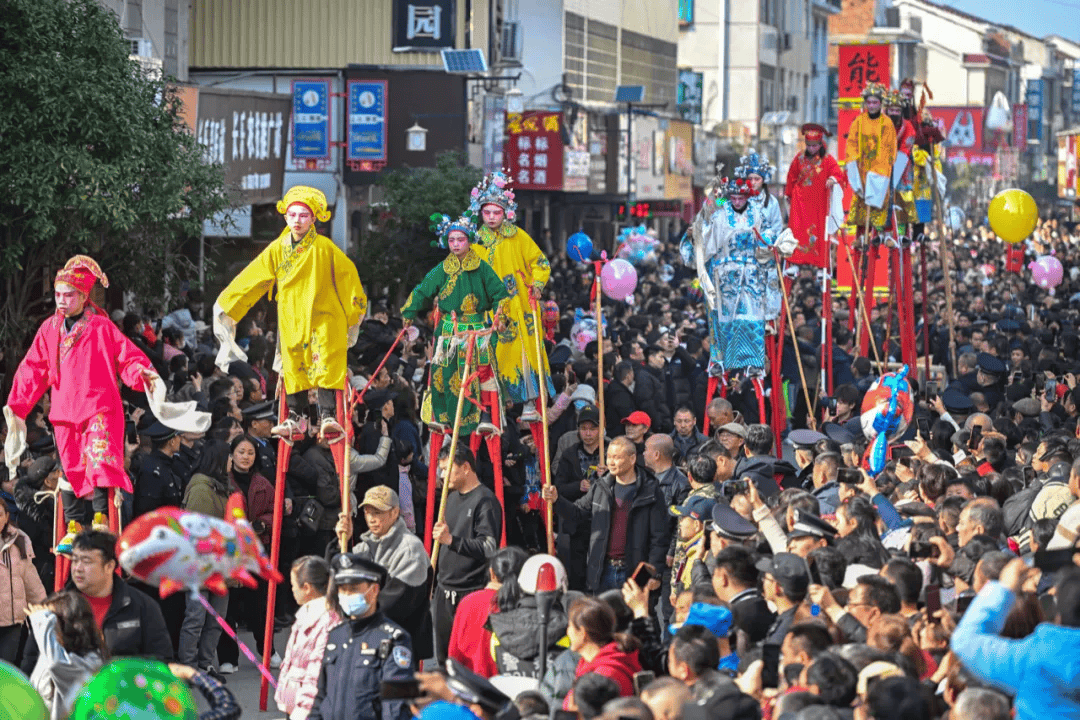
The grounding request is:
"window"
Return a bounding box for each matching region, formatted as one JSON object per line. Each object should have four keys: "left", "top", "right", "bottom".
{"left": 679, "top": 0, "right": 693, "bottom": 25}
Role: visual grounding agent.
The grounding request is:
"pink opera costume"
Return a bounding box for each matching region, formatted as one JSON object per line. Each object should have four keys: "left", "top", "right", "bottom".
{"left": 4, "top": 256, "right": 208, "bottom": 531}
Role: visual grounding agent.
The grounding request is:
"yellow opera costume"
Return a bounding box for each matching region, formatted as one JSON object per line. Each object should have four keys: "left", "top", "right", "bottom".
{"left": 844, "top": 84, "right": 897, "bottom": 232}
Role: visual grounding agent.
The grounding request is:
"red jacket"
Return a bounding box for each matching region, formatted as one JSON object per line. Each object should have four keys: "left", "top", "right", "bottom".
{"left": 448, "top": 588, "right": 498, "bottom": 677}
{"left": 573, "top": 642, "right": 642, "bottom": 698}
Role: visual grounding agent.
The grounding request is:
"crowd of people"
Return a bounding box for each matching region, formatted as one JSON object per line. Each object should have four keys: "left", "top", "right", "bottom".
{"left": 2, "top": 162, "right": 1080, "bottom": 720}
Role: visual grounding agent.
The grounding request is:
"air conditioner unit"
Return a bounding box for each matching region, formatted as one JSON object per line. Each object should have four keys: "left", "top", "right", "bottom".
{"left": 787, "top": 95, "right": 799, "bottom": 111}
{"left": 129, "top": 39, "right": 154, "bottom": 58}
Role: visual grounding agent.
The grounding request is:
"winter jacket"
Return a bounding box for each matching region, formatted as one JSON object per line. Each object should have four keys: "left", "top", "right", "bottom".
{"left": 0, "top": 526, "right": 46, "bottom": 626}
{"left": 21, "top": 577, "right": 173, "bottom": 675}
{"left": 670, "top": 429, "right": 709, "bottom": 465}
{"left": 182, "top": 473, "right": 234, "bottom": 519}
{"left": 276, "top": 597, "right": 341, "bottom": 720}
{"left": 604, "top": 381, "right": 636, "bottom": 438}
{"left": 305, "top": 439, "right": 391, "bottom": 532}
{"left": 635, "top": 366, "right": 671, "bottom": 433}
{"left": 662, "top": 347, "right": 697, "bottom": 413}
{"left": 539, "top": 646, "right": 580, "bottom": 706}
{"left": 951, "top": 581, "right": 1080, "bottom": 720}
{"left": 488, "top": 597, "right": 569, "bottom": 678}
{"left": 351, "top": 515, "right": 432, "bottom": 660}
{"left": 232, "top": 470, "right": 275, "bottom": 545}
{"left": 448, "top": 588, "right": 498, "bottom": 678}
{"left": 552, "top": 467, "right": 669, "bottom": 593}
{"left": 572, "top": 642, "right": 642, "bottom": 699}
{"left": 28, "top": 610, "right": 104, "bottom": 720}
{"left": 733, "top": 455, "right": 797, "bottom": 498}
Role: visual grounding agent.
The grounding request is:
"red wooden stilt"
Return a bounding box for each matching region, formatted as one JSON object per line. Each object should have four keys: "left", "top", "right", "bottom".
{"left": 259, "top": 389, "right": 291, "bottom": 712}
{"left": 703, "top": 375, "right": 720, "bottom": 436}
{"left": 484, "top": 392, "right": 507, "bottom": 547}
{"left": 54, "top": 492, "right": 66, "bottom": 593}
{"left": 920, "top": 240, "right": 931, "bottom": 381}
{"left": 424, "top": 432, "right": 446, "bottom": 554}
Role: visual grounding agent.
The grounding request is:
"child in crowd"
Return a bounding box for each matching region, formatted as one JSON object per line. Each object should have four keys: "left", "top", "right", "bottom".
{"left": 27, "top": 591, "right": 108, "bottom": 720}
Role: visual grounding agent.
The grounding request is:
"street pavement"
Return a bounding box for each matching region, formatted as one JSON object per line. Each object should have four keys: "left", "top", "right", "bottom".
{"left": 198, "top": 627, "right": 293, "bottom": 719}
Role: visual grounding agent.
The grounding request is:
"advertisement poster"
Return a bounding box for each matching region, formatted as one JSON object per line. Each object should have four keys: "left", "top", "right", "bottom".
{"left": 347, "top": 80, "right": 388, "bottom": 168}
{"left": 505, "top": 111, "right": 565, "bottom": 191}
{"left": 291, "top": 79, "right": 330, "bottom": 160}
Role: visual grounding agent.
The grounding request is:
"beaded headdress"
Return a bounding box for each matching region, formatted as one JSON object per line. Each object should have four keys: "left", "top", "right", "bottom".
{"left": 429, "top": 211, "right": 479, "bottom": 248}
{"left": 735, "top": 150, "right": 773, "bottom": 184}
{"left": 468, "top": 171, "right": 518, "bottom": 221}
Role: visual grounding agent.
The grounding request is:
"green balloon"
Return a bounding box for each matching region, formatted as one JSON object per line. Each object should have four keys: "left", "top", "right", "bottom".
{"left": 69, "top": 659, "right": 197, "bottom": 720}
{"left": 0, "top": 660, "right": 47, "bottom": 720}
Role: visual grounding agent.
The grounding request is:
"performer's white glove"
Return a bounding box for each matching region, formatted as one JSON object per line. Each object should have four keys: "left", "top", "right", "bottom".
{"left": 212, "top": 301, "right": 247, "bottom": 373}
{"left": 775, "top": 228, "right": 798, "bottom": 258}
{"left": 846, "top": 161, "right": 863, "bottom": 198}
{"left": 347, "top": 323, "right": 360, "bottom": 348}
{"left": 3, "top": 406, "right": 27, "bottom": 480}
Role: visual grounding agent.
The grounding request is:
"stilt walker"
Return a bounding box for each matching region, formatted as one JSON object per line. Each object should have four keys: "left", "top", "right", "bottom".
{"left": 402, "top": 212, "right": 510, "bottom": 552}
{"left": 680, "top": 187, "right": 722, "bottom": 436}
{"left": 844, "top": 82, "right": 897, "bottom": 362}
{"left": 259, "top": 388, "right": 291, "bottom": 711}
{"left": 911, "top": 107, "right": 947, "bottom": 374}
{"left": 470, "top": 172, "right": 553, "bottom": 485}
{"left": 4, "top": 256, "right": 208, "bottom": 549}
{"left": 214, "top": 185, "right": 367, "bottom": 446}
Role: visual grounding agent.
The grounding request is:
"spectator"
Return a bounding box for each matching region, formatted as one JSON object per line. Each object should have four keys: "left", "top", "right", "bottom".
{"left": 670, "top": 407, "right": 709, "bottom": 463}
{"left": 449, "top": 546, "right": 527, "bottom": 678}
{"left": 644, "top": 434, "right": 690, "bottom": 508}
{"left": 26, "top": 590, "right": 106, "bottom": 720}
{"left": 952, "top": 688, "right": 1011, "bottom": 720}
{"left": 565, "top": 597, "right": 641, "bottom": 701}
{"left": 276, "top": 556, "right": 340, "bottom": 720}
{"left": 0, "top": 497, "right": 47, "bottom": 663}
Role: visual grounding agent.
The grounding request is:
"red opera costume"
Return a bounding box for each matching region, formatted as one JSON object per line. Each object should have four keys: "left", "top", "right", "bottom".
{"left": 784, "top": 124, "right": 845, "bottom": 268}
{"left": 6, "top": 257, "right": 153, "bottom": 498}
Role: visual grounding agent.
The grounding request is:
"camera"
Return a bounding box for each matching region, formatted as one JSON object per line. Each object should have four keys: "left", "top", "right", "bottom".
{"left": 821, "top": 397, "right": 838, "bottom": 412}
{"left": 721, "top": 478, "right": 749, "bottom": 500}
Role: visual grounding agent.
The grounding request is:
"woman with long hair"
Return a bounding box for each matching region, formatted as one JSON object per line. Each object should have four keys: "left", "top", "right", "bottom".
{"left": 217, "top": 435, "right": 278, "bottom": 673}
{"left": 0, "top": 501, "right": 46, "bottom": 663}
{"left": 448, "top": 546, "right": 527, "bottom": 677}
{"left": 276, "top": 556, "right": 341, "bottom": 720}
{"left": 27, "top": 590, "right": 108, "bottom": 719}
{"left": 834, "top": 495, "right": 891, "bottom": 568}
{"left": 564, "top": 596, "right": 641, "bottom": 704}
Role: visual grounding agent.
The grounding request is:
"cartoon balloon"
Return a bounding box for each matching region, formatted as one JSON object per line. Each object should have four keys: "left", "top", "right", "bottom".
{"left": 988, "top": 188, "right": 1038, "bottom": 244}
{"left": 658, "top": 263, "right": 675, "bottom": 283}
{"left": 601, "top": 258, "right": 639, "bottom": 300}
{"left": 860, "top": 366, "right": 914, "bottom": 475}
{"left": 69, "top": 659, "right": 197, "bottom": 720}
{"left": 567, "top": 232, "right": 593, "bottom": 262}
{"left": 1029, "top": 255, "right": 1064, "bottom": 294}
{"left": 116, "top": 495, "right": 283, "bottom": 599}
{"left": 0, "top": 661, "right": 46, "bottom": 720}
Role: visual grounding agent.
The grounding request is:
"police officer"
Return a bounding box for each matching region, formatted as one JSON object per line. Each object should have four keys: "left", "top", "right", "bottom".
{"left": 132, "top": 421, "right": 183, "bottom": 517}
{"left": 310, "top": 554, "right": 413, "bottom": 720}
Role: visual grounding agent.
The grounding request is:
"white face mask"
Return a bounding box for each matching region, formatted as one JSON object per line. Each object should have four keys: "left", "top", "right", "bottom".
{"left": 338, "top": 591, "right": 370, "bottom": 617}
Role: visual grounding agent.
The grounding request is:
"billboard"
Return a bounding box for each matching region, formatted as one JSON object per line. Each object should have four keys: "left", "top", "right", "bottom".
{"left": 506, "top": 111, "right": 565, "bottom": 191}
{"left": 291, "top": 79, "right": 331, "bottom": 160}
{"left": 346, "top": 80, "right": 388, "bottom": 170}
{"left": 837, "top": 44, "right": 890, "bottom": 101}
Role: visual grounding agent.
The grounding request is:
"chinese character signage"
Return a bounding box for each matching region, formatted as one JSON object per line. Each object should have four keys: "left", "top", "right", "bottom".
{"left": 393, "top": 0, "right": 455, "bottom": 52}
{"left": 1026, "top": 79, "right": 1043, "bottom": 142}
{"left": 1073, "top": 70, "right": 1080, "bottom": 117}
{"left": 291, "top": 79, "right": 330, "bottom": 160}
{"left": 196, "top": 87, "right": 289, "bottom": 204}
{"left": 837, "top": 44, "right": 890, "bottom": 101}
{"left": 347, "top": 80, "right": 388, "bottom": 166}
{"left": 1013, "top": 104, "right": 1028, "bottom": 148}
{"left": 677, "top": 69, "right": 703, "bottom": 125}
{"left": 505, "top": 111, "right": 565, "bottom": 191}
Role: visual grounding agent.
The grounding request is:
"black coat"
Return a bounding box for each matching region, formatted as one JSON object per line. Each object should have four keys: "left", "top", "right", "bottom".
{"left": 21, "top": 577, "right": 174, "bottom": 674}
{"left": 604, "top": 380, "right": 636, "bottom": 438}
{"left": 635, "top": 365, "right": 672, "bottom": 433}
{"left": 132, "top": 450, "right": 183, "bottom": 518}
{"left": 552, "top": 466, "right": 669, "bottom": 593}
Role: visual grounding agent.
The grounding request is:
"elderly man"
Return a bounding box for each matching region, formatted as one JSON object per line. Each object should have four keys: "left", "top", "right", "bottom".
{"left": 671, "top": 406, "right": 709, "bottom": 462}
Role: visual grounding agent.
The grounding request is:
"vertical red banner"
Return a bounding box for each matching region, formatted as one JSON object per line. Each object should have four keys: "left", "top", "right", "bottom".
{"left": 505, "top": 111, "right": 566, "bottom": 191}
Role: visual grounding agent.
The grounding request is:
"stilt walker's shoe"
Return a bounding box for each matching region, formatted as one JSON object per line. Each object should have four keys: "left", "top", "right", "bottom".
{"left": 271, "top": 412, "right": 306, "bottom": 443}
{"left": 319, "top": 416, "right": 346, "bottom": 444}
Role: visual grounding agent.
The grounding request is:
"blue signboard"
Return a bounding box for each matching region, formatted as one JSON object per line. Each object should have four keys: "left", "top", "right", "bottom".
{"left": 1026, "top": 78, "right": 1043, "bottom": 143}
{"left": 1072, "top": 69, "right": 1080, "bottom": 118}
{"left": 347, "top": 80, "right": 388, "bottom": 163}
{"left": 292, "top": 79, "right": 331, "bottom": 159}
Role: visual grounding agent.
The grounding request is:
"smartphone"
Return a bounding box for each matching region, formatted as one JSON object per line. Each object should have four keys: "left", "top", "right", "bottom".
{"left": 916, "top": 417, "right": 931, "bottom": 438}
{"left": 953, "top": 593, "right": 975, "bottom": 615}
{"left": 761, "top": 643, "right": 781, "bottom": 689}
{"left": 126, "top": 422, "right": 138, "bottom": 446}
{"left": 632, "top": 670, "right": 656, "bottom": 695}
{"left": 909, "top": 539, "right": 941, "bottom": 560}
{"left": 837, "top": 468, "right": 863, "bottom": 485}
{"left": 925, "top": 584, "right": 941, "bottom": 615}
{"left": 1034, "top": 549, "right": 1077, "bottom": 573}
{"left": 631, "top": 562, "right": 657, "bottom": 588}
{"left": 925, "top": 381, "right": 939, "bottom": 401}
{"left": 968, "top": 425, "right": 983, "bottom": 450}
{"left": 380, "top": 679, "right": 422, "bottom": 700}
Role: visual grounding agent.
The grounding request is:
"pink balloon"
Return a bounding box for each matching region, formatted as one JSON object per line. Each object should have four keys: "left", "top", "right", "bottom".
{"left": 601, "top": 258, "right": 638, "bottom": 300}
{"left": 1028, "top": 255, "right": 1064, "bottom": 294}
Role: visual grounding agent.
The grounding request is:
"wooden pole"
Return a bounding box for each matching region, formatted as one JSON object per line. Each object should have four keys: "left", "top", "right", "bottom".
{"left": 531, "top": 298, "right": 555, "bottom": 556}
{"left": 774, "top": 251, "right": 817, "bottom": 431}
{"left": 595, "top": 266, "right": 606, "bottom": 466}
{"left": 927, "top": 148, "right": 958, "bottom": 378}
{"left": 431, "top": 332, "right": 478, "bottom": 571}
{"left": 845, "top": 240, "right": 885, "bottom": 372}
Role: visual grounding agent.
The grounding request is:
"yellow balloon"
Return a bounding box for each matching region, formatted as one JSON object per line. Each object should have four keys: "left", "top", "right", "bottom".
{"left": 988, "top": 188, "right": 1038, "bottom": 244}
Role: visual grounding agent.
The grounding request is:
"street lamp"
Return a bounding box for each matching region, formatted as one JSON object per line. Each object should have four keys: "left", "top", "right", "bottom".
{"left": 406, "top": 123, "right": 428, "bottom": 152}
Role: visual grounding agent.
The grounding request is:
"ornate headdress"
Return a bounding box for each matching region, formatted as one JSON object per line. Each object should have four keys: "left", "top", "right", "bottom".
{"left": 718, "top": 176, "right": 756, "bottom": 198}
{"left": 900, "top": 78, "right": 916, "bottom": 95}
{"left": 735, "top": 150, "right": 773, "bottom": 184}
{"left": 468, "top": 171, "right": 518, "bottom": 221}
{"left": 55, "top": 255, "right": 109, "bottom": 296}
{"left": 276, "top": 185, "right": 331, "bottom": 223}
{"left": 884, "top": 89, "right": 904, "bottom": 108}
{"left": 429, "top": 211, "right": 479, "bottom": 248}
{"left": 861, "top": 82, "right": 888, "bottom": 100}
{"left": 800, "top": 123, "right": 831, "bottom": 142}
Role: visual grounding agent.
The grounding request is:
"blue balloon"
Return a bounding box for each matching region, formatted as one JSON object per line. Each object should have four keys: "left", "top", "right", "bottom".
{"left": 567, "top": 231, "right": 593, "bottom": 262}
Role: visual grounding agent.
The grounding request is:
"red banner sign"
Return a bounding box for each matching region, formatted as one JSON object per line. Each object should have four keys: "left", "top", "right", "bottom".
{"left": 922, "top": 106, "right": 991, "bottom": 166}
{"left": 837, "top": 44, "right": 890, "bottom": 101}
{"left": 506, "top": 111, "right": 565, "bottom": 191}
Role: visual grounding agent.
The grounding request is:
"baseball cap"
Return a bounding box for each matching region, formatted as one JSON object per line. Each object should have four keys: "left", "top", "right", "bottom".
{"left": 755, "top": 552, "right": 810, "bottom": 595}
{"left": 361, "top": 486, "right": 399, "bottom": 512}
{"left": 577, "top": 403, "right": 601, "bottom": 426}
{"left": 717, "top": 422, "right": 747, "bottom": 439}
{"left": 621, "top": 410, "right": 652, "bottom": 427}
{"left": 670, "top": 494, "right": 717, "bottom": 521}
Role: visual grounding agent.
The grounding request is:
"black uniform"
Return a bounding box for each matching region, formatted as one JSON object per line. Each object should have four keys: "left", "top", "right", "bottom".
{"left": 308, "top": 611, "right": 413, "bottom": 720}
{"left": 132, "top": 449, "right": 183, "bottom": 517}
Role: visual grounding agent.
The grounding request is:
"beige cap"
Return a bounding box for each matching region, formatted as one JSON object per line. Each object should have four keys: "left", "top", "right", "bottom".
{"left": 361, "top": 486, "right": 399, "bottom": 512}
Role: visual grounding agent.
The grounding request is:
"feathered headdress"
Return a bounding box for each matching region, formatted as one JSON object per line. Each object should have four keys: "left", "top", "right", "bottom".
{"left": 429, "top": 211, "right": 479, "bottom": 248}
{"left": 735, "top": 150, "right": 773, "bottom": 184}
{"left": 468, "top": 171, "right": 518, "bottom": 221}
